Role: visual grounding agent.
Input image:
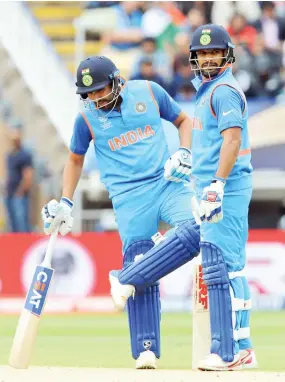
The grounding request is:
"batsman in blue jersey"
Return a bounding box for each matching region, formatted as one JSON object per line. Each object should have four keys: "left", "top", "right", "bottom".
{"left": 109, "top": 25, "right": 258, "bottom": 371}
{"left": 41, "top": 55, "right": 200, "bottom": 369}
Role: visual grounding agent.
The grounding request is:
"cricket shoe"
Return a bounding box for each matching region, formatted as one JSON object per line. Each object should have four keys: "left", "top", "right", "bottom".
{"left": 198, "top": 353, "right": 242, "bottom": 371}
{"left": 109, "top": 270, "right": 135, "bottom": 311}
{"left": 136, "top": 350, "right": 157, "bottom": 369}
{"left": 240, "top": 349, "right": 258, "bottom": 369}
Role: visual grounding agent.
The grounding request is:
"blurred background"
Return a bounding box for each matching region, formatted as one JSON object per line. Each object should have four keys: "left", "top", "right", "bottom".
{"left": 0, "top": 1, "right": 284, "bottom": 315}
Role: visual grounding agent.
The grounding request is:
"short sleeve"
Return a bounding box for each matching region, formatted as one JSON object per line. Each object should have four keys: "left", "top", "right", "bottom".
{"left": 70, "top": 113, "right": 93, "bottom": 155}
{"left": 211, "top": 85, "right": 245, "bottom": 134}
{"left": 149, "top": 81, "right": 182, "bottom": 123}
{"left": 22, "top": 151, "right": 33, "bottom": 168}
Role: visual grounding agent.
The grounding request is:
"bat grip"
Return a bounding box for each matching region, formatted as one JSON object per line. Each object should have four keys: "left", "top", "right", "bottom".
{"left": 42, "top": 227, "right": 59, "bottom": 267}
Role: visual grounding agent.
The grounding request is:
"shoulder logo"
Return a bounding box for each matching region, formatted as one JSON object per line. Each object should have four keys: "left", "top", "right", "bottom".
{"left": 135, "top": 102, "right": 147, "bottom": 113}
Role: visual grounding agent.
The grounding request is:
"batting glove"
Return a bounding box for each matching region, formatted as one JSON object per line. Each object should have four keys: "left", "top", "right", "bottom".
{"left": 200, "top": 180, "right": 225, "bottom": 223}
{"left": 164, "top": 147, "right": 192, "bottom": 183}
{"left": 41, "top": 197, "right": 74, "bottom": 236}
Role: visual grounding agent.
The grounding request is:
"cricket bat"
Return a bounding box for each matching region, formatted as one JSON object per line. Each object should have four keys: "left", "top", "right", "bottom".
{"left": 192, "top": 255, "right": 211, "bottom": 370}
{"left": 9, "top": 229, "right": 58, "bottom": 369}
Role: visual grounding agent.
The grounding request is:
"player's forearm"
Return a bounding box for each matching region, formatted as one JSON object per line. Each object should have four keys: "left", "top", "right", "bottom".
{"left": 62, "top": 156, "right": 84, "bottom": 200}
{"left": 216, "top": 139, "right": 241, "bottom": 180}
{"left": 178, "top": 117, "right": 192, "bottom": 149}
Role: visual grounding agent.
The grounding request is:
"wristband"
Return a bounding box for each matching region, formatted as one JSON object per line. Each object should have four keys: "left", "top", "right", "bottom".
{"left": 213, "top": 176, "right": 226, "bottom": 184}
{"left": 60, "top": 197, "right": 74, "bottom": 208}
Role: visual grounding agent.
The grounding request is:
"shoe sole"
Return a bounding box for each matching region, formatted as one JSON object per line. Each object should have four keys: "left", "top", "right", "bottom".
{"left": 198, "top": 365, "right": 242, "bottom": 372}
{"left": 198, "top": 359, "right": 243, "bottom": 372}
{"left": 240, "top": 351, "right": 258, "bottom": 370}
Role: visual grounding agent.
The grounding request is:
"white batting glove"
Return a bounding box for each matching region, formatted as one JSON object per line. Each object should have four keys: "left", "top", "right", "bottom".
{"left": 200, "top": 180, "right": 225, "bottom": 223}
{"left": 41, "top": 197, "right": 74, "bottom": 236}
{"left": 164, "top": 147, "right": 192, "bottom": 183}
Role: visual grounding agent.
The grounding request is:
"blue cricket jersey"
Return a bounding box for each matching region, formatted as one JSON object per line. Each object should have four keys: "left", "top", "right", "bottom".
{"left": 70, "top": 80, "right": 182, "bottom": 198}
{"left": 191, "top": 67, "right": 253, "bottom": 193}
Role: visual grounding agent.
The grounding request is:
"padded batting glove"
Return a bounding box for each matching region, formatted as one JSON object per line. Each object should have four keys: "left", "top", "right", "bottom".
{"left": 200, "top": 179, "right": 225, "bottom": 223}
{"left": 164, "top": 147, "right": 192, "bottom": 183}
{"left": 41, "top": 197, "right": 74, "bottom": 236}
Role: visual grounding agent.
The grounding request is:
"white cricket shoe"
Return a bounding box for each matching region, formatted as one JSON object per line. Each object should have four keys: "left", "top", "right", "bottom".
{"left": 109, "top": 271, "right": 135, "bottom": 311}
{"left": 136, "top": 350, "right": 157, "bottom": 369}
{"left": 240, "top": 349, "right": 258, "bottom": 369}
{"left": 198, "top": 353, "right": 242, "bottom": 371}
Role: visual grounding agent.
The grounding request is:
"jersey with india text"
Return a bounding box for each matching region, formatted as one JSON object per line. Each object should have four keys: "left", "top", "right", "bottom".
{"left": 70, "top": 80, "right": 182, "bottom": 198}
{"left": 191, "top": 67, "right": 252, "bottom": 193}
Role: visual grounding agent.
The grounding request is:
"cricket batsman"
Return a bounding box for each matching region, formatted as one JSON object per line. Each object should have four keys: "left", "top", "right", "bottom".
{"left": 41, "top": 55, "right": 200, "bottom": 369}
{"left": 109, "top": 24, "right": 258, "bottom": 371}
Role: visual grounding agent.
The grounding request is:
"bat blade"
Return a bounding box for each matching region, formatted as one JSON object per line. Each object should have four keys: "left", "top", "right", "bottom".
{"left": 9, "top": 264, "right": 54, "bottom": 369}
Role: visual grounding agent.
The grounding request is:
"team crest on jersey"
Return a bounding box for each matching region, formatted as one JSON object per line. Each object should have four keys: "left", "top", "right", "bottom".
{"left": 135, "top": 102, "right": 147, "bottom": 113}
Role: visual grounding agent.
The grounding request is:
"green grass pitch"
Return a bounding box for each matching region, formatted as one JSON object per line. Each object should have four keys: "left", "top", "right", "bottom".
{"left": 0, "top": 311, "right": 284, "bottom": 370}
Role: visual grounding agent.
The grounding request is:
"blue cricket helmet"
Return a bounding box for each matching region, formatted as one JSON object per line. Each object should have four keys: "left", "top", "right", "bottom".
{"left": 190, "top": 24, "right": 234, "bottom": 51}
{"left": 76, "top": 56, "right": 120, "bottom": 97}
{"left": 189, "top": 24, "right": 235, "bottom": 69}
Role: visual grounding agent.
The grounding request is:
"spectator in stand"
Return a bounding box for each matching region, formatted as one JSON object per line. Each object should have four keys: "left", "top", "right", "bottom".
{"left": 187, "top": 7, "right": 206, "bottom": 34}
{"left": 227, "top": 13, "right": 258, "bottom": 53}
{"left": 129, "top": 57, "right": 166, "bottom": 89}
{"left": 178, "top": 1, "right": 213, "bottom": 24}
{"left": 234, "top": 34, "right": 284, "bottom": 98}
{"left": 169, "top": 55, "right": 193, "bottom": 98}
{"left": 141, "top": 2, "right": 181, "bottom": 55}
{"left": 211, "top": 1, "right": 261, "bottom": 27}
{"left": 178, "top": 7, "right": 206, "bottom": 38}
{"left": 253, "top": 1, "right": 285, "bottom": 53}
{"left": 5, "top": 129, "right": 33, "bottom": 232}
{"left": 102, "top": 2, "right": 143, "bottom": 51}
{"left": 174, "top": 80, "right": 196, "bottom": 102}
{"left": 251, "top": 34, "right": 284, "bottom": 97}
{"left": 131, "top": 37, "right": 173, "bottom": 82}
{"left": 99, "top": 2, "right": 144, "bottom": 77}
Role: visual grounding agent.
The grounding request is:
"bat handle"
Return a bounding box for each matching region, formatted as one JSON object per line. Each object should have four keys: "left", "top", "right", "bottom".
{"left": 42, "top": 227, "right": 59, "bottom": 267}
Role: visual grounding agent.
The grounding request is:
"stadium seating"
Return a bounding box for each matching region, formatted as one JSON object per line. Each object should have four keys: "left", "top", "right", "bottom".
{"left": 29, "top": 2, "right": 103, "bottom": 74}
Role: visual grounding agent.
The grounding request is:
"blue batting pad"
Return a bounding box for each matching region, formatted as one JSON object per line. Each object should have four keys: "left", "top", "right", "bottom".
{"left": 124, "top": 240, "right": 161, "bottom": 359}
{"left": 119, "top": 220, "right": 200, "bottom": 287}
{"left": 201, "top": 241, "right": 235, "bottom": 362}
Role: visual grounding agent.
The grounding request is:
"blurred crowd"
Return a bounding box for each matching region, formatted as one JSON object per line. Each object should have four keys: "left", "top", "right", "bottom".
{"left": 86, "top": 1, "right": 285, "bottom": 101}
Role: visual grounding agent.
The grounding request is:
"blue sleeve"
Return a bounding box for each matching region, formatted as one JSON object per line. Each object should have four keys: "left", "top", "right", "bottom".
{"left": 211, "top": 85, "right": 245, "bottom": 134}
{"left": 70, "top": 113, "right": 92, "bottom": 155}
{"left": 149, "top": 81, "right": 182, "bottom": 123}
{"left": 21, "top": 151, "right": 33, "bottom": 168}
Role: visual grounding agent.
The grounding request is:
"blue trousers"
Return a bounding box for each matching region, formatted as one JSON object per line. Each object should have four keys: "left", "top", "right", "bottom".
{"left": 5, "top": 195, "right": 31, "bottom": 232}
{"left": 112, "top": 176, "right": 195, "bottom": 252}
